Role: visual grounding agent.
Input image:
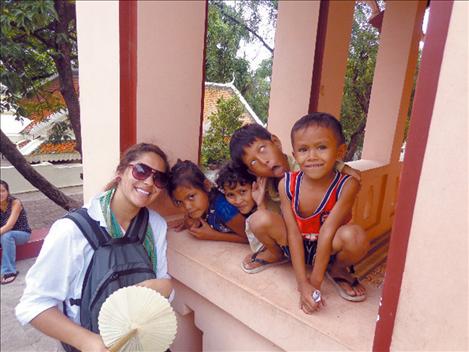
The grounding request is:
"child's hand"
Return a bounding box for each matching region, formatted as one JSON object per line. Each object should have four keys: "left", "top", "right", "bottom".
{"left": 188, "top": 219, "right": 214, "bottom": 240}
{"left": 169, "top": 215, "right": 199, "bottom": 232}
{"left": 298, "top": 281, "right": 325, "bottom": 314}
{"left": 342, "top": 164, "right": 362, "bottom": 182}
{"left": 168, "top": 218, "right": 186, "bottom": 232}
{"left": 252, "top": 176, "right": 267, "bottom": 208}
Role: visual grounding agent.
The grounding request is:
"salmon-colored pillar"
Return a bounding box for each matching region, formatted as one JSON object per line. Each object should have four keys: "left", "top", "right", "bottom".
{"left": 136, "top": 1, "right": 207, "bottom": 164}
{"left": 268, "top": 1, "right": 320, "bottom": 153}
{"left": 136, "top": 1, "right": 207, "bottom": 216}
{"left": 361, "top": 1, "right": 426, "bottom": 164}
{"left": 316, "top": 1, "right": 354, "bottom": 119}
{"left": 390, "top": 1, "right": 467, "bottom": 349}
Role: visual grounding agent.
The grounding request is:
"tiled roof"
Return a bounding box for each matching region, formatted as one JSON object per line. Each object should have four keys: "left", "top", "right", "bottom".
{"left": 18, "top": 139, "right": 81, "bottom": 163}
{"left": 35, "top": 141, "right": 77, "bottom": 155}
{"left": 21, "top": 110, "right": 67, "bottom": 135}
{"left": 204, "top": 82, "right": 265, "bottom": 127}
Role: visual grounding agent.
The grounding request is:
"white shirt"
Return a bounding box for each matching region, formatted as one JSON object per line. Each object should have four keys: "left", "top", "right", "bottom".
{"left": 15, "top": 193, "right": 171, "bottom": 326}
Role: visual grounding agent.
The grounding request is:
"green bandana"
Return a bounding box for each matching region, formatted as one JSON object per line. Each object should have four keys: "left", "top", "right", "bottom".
{"left": 99, "top": 188, "right": 157, "bottom": 273}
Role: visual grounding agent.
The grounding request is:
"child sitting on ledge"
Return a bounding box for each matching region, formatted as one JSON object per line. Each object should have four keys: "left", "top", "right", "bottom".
{"left": 168, "top": 160, "right": 248, "bottom": 244}
{"left": 279, "top": 113, "right": 370, "bottom": 314}
{"left": 216, "top": 162, "right": 288, "bottom": 274}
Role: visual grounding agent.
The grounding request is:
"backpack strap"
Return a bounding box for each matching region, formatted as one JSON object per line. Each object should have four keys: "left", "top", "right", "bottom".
{"left": 125, "top": 207, "right": 149, "bottom": 244}
{"left": 64, "top": 208, "right": 110, "bottom": 250}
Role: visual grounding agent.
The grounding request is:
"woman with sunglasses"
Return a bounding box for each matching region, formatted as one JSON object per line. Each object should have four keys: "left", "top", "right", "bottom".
{"left": 16, "top": 143, "right": 173, "bottom": 352}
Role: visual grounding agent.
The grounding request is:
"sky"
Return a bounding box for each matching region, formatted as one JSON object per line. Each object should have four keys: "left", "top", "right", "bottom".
{"left": 0, "top": 112, "right": 31, "bottom": 134}
{"left": 235, "top": 4, "right": 430, "bottom": 69}
{"left": 232, "top": 2, "right": 275, "bottom": 70}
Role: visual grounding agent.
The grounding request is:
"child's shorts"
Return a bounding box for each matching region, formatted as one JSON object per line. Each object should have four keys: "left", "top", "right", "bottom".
{"left": 245, "top": 214, "right": 264, "bottom": 253}
{"left": 281, "top": 238, "right": 336, "bottom": 266}
{"left": 281, "top": 238, "right": 318, "bottom": 265}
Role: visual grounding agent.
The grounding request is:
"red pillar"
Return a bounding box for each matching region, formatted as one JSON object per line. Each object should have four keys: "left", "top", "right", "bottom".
{"left": 119, "top": 0, "right": 137, "bottom": 153}
{"left": 372, "top": 1, "right": 454, "bottom": 350}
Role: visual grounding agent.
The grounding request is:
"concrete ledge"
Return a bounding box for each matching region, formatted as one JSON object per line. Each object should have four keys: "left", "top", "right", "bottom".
{"left": 0, "top": 228, "right": 49, "bottom": 262}
{"left": 167, "top": 229, "right": 381, "bottom": 351}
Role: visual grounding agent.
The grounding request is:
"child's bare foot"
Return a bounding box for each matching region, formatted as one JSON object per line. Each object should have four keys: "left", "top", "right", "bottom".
{"left": 326, "top": 263, "right": 366, "bottom": 302}
{"left": 241, "top": 247, "right": 288, "bottom": 274}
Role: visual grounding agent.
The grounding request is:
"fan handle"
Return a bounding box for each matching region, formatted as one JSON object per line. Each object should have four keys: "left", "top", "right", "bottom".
{"left": 107, "top": 328, "right": 138, "bottom": 352}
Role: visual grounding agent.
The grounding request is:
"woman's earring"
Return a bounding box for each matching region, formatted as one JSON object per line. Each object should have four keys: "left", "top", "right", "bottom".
{"left": 115, "top": 176, "right": 122, "bottom": 183}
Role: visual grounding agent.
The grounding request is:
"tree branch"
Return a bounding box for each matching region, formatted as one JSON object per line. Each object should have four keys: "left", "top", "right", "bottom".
{"left": 214, "top": 2, "right": 273, "bottom": 54}
{"left": 31, "top": 30, "right": 56, "bottom": 50}
{"left": 0, "top": 130, "right": 80, "bottom": 210}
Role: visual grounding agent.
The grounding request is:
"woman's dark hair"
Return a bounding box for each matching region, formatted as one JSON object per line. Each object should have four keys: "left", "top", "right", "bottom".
{"left": 291, "top": 113, "right": 346, "bottom": 146}
{"left": 229, "top": 124, "right": 272, "bottom": 168}
{"left": 168, "top": 159, "right": 208, "bottom": 198}
{"left": 105, "top": 143, "right": 170, "bottom": 191}
{"left": 0, "top": 180, "right": 10, "bottom": 193}
{"left": 216, "top": 161, "right": 256, "bottom": 191}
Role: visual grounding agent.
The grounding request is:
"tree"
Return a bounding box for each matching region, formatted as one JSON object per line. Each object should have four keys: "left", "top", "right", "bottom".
{"left": 206, "top": 0, "right": 277, "bottom": 123}
{"left": 0, "top": 132, "right": 80, "bottom": 209}
{"left": 341, "top": 2, "right": 380, "bottom": 161}
{"left": 1, "top": 0, "right": 80, "bottom": 210}
{"left": 201, "top": 97, "right": 244, "bottom": 168}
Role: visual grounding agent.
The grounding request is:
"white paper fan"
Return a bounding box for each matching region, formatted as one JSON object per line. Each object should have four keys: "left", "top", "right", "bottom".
{"left": 98, "top": 286, "right": 177, "bottom": 352}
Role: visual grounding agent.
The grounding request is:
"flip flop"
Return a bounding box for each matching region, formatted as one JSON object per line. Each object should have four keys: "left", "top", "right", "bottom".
{"left": 1, "top": 271, "right": 18, "bottom": 285}
{"left": 241, "top": 248, "right": 289, "bottom": 274}
{"left": 325, "top": 271, "right": 366, "bottom": 302}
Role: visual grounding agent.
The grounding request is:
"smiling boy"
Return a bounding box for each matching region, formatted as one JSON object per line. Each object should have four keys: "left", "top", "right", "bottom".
{"left": 279, "top": 113, "right": 369, "bottom": 314}
{"left": 216, "top": 162, "right": 288, "bottom": 273}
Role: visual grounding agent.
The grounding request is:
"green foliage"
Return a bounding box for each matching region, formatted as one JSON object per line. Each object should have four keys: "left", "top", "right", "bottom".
{"left": 205, "top": 3, "right": 250, "bottom": 86}
{"left": 0, "top": 0, "right": 77, "bottom": 119}
{"left": 340, "top": 2, "right": 380, "bottom": 160}
{"left": 206, "top": 0, "right": 276, "bottom": 124}
{"left": 243, "top": 58, "right": 272, "bottom": 124}
{"left": 47, "top": 120, "right": 73, "bottom": 144}
{"left": 201, "top": 97, "right": 244, "bottom": 168}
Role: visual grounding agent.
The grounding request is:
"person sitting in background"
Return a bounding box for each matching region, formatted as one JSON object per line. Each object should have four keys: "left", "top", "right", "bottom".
{"left": 1, "top": 180, "right": 32, "bottom": 285}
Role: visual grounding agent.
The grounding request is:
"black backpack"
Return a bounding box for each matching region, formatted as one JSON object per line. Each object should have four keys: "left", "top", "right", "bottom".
{"left": 61, "top": 207, "right": 156, "bottom": 352}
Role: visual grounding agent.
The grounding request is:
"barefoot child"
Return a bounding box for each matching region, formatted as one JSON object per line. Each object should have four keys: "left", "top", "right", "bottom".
{"left": 279, "top": 113, "right": 369, "bottom": 315}
{"left": 168, "top": 160, "right": 248, "bottom": 243}
{"left": 216, "top": 162, "right": 288, "bottom": 273}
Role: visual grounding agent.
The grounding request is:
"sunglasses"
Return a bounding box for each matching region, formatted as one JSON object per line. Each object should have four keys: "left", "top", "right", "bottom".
{"left": 129, "top": 163, "right": 169, "bottom": 189}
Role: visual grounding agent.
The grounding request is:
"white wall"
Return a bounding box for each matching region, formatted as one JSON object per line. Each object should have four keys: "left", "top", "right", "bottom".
{"left": 1, "top": 163, "right": 83, "bottom": 193}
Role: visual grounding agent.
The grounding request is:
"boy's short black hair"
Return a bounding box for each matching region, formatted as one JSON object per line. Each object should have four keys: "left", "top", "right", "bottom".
{"left": 291, "top": 112, "right": 346, "bottom": 145}
{"left": 229, "top": 124, "right": 272, "bottom": 168}
{"left": 216, "top": 161, "right": 256, "bottom": 191}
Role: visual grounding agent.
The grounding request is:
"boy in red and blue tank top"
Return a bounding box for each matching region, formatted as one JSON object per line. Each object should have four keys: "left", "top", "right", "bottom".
{"left": 279, "top": 113, "right": 370, "bottom": 315}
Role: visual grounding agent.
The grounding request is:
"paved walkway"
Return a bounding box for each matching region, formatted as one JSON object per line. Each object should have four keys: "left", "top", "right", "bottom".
{"left": 15, "top": 186, "right": 84, "bottom": 230}
{"left": 1, "top": 187, "right": 83, "bottom": 352}
{"left": 1, "top": 259, "right": 58, "bottom": 352}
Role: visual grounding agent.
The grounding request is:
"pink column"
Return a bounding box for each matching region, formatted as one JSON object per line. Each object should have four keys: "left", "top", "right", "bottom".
{"left": 316, "top": 1, "right": 355, "bottom": 119}
{"left": 268, "top": 1, "right": 320, "bottom": 153}
{"left": 136, "top": 1, "right": 207, "bottom": 164}
{"left": 361, "top": 1, "right": 426, "bottom": 164}
{"left": 136, "top": 1, "right": 207, "bottom": 216}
